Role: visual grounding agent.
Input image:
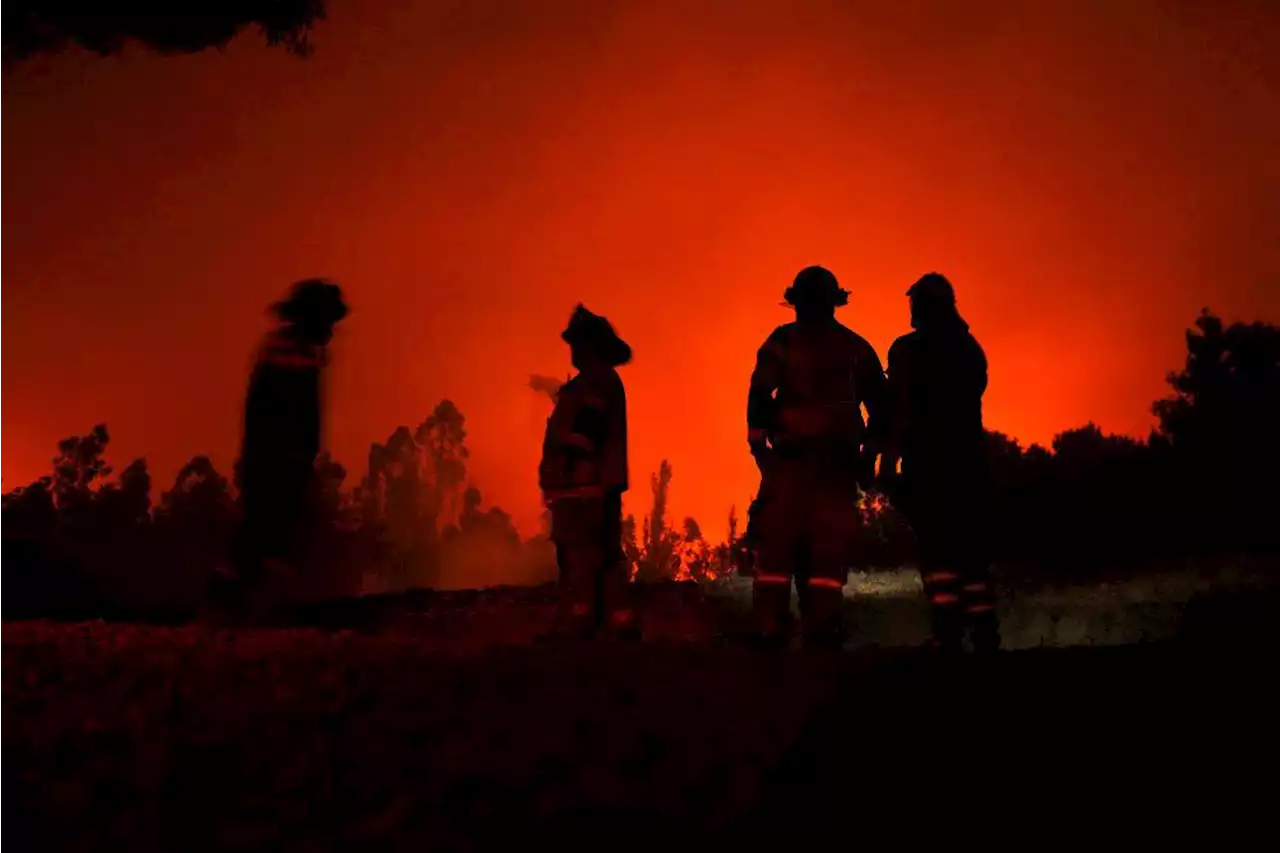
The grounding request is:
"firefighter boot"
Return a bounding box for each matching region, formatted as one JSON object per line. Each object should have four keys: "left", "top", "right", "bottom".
{"left": 750, "top": 576, "right": 794, "bottom": 650}
{"left": 930, "top": 607, "right": 965, "bottom": 654}
{"left": 959, "top": 570, "right": 1000, "bottom": 655}
{"left": 969, "top": 609, "right": 1002, "bottom": 655}
{"left": 800, "top": 578, "right": 846, "bottom": 651}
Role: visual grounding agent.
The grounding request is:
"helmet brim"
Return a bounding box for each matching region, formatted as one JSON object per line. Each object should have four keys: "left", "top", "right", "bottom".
{"left": 782, "top": 286, "right": 850, "bottom": 308}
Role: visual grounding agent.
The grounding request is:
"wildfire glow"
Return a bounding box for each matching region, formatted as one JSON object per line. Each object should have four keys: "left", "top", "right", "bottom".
{"left": 4, "top": 2, "right": 1277, "bottom": 551}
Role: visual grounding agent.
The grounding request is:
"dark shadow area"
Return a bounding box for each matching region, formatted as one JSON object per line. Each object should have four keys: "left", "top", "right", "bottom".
{"left": 2, "top": 1, "right": 326, "bottom": 61}
{"left": 6, "top": 603, "right": 1276, "bottom": 849}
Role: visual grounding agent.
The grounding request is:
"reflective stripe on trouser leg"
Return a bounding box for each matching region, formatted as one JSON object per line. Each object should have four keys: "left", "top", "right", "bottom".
{"left": 801, "top": 582, "right": 844, "bottom": 647}
{"left": 960, "top": 570, "right": 1000, "bottom": 652}
{"left": 960, "top": 576, "right": 996, "bottom": 614}
{"left": 807, "top": 576, "right": 844, "bottom": 590}
{"left": 795, "top": 480, "right": 858, "bottom": 646}
{"left": 753, "top": 573, "right": 794, "bottom": 639}
{"left": 802, "top": 532, "right": 848, "bottom": 646}
{"left": 752, "top": 482, "right": 798, "bottom": 640}
{"left": 920, "top": 566, "right": 964, "bottom": 650}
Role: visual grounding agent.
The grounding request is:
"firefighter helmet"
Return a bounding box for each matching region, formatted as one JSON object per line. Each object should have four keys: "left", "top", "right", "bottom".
{"left": 783, "top": 265, "right": 850, "bottom": 308}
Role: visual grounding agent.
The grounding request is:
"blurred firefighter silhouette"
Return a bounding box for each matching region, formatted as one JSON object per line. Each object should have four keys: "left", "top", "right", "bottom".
{"left": 881, "top": 272, "right": 1000, "bottom": 654}
{"left": 745, "top": 266, "right": 888, "bottom": 649}
{"left": 224, "top": 279, "right": 349, "bottom": 615}
{"left": 538, "top": 304, "right": 637, "bottom": 641}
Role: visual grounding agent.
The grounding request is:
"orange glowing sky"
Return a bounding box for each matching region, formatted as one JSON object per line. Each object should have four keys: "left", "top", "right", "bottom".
{"left": 4, "top": 1, "right": 1278, "bottom": 540}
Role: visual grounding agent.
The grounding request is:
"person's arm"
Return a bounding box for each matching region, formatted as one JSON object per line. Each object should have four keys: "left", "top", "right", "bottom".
{"left": 598, "top": 376, "right": 629, "bottom": 495}
{"left": 974, "top": 339, "right": 989, "bottom": 399}
{"left": 539, "top": 381, "right": 581, "bottom": 498}
{"left": 856, "top": 341, "right": 889, "bottom": 489}
{"left": 878, "top": 338, "right": 910, "bottom": 483}
{"left": 747, "top": 330, "right": 785, "bottom": 468}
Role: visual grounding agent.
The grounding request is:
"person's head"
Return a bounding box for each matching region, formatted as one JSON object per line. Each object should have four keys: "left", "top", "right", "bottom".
{"left": 561, "top": 304, "right": 632, "bottom": 372}
{"left": 907, "top": 272, "right": 959, "bottom": 330}
{"left": 273, "top": 278, "right": 349, "bottom": 345}
{"left": 783, "top": 266, "right": 849, "bottom": 323}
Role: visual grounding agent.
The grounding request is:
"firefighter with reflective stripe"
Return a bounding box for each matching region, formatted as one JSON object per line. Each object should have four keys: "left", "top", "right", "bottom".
{"left": 880, "top": 273, "right": 1000, "bottom": 654}
{"left": 539, "top": 304, "right": 637, "bottom": 641}
{"left": 231, "top": 279, "right": 348, "bottom": 612}
{"left": 747, "top": 266, "right": 888, "bottom": 649}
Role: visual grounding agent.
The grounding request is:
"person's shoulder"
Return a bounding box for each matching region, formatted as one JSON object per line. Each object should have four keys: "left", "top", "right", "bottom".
{"left": 768, "top": 322, "right": 798, "bottom": 342}
{"left": 835, "top": 323, "right": 882, "bottom": 357}
{"left": 578, "top": 368, "right": 627, "bottom": 399}
{"left": 889, "top": 329, "right": 920, "bottom": 347}
{"left": 758, "top": 323, "right": 795, "bottom": 355}
{"left": 603, "top": 366, "right": 627, "bottom": 397}
{"left": 963, "top": 329, "right": 987, "bottom": 363}
{"left": 887, "top": 330, "right": 920, "bottom": 361}
{"left": 556, "top": 372, "right": 584, "bottom": 400}
{"left": 839, "top": 324, "right": 874, "bottom": 345}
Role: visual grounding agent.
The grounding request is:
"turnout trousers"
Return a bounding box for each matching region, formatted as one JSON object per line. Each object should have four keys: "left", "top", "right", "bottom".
{"left": 549, "top": 490, "right": 637, "bottom": 639}
{"left": 239, "top": 469, "right": 310, "bottom": 569}
{"left": 753, "top": 454, "right": 860, "bottom": 649}
{"left": 222, "top": 460, "right": 314, "bottom": 613}
{"left": 899, "top": 462, "right": 1000, "bottom": 653}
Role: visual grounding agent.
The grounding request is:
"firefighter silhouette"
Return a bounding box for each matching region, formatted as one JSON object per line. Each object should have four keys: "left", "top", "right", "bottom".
{"left": 746, "top": 266, "right": 888, "bottom": 649}
{"left": 881, "top": 272, "right": 1000, "bottom": 653}
{"left": 230, "top": 278, "right": 348, "bottom": 612}
{"left": 538, "top": 304, "right": 637, "bottom": 640}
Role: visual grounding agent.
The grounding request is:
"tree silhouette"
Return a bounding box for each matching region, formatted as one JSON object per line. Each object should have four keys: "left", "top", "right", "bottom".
{"left": 1, "top": 478, "right": 57, "bottom": 541}
{"left": 3, "top": 309, "right": 1277, "bottom": 620}
{"left": 672, "top": 517, "right": 716, "bottom": 582}
{"left": 359, "top": 426, "right": 426, "bottom": 587}
{"left": 3, "top": 1, "right": 327, "bottom": 62}
{"left": 1153, "top": 309, "right": 1280, "bottom": 551}
{"left": 717, "top": 506, "right": 740, "bottom": 575}
{"left": 156, "top": 456, "right": 235, "bottom": 548}
{"left": 621, "top": 514, "right": 642, "bottom": 579}
{"left": 50, "top": 424, "right": 112, "bottom": 511}
{"left": 416, "top": 400, "right": 469, "bottom": 528}
{"left": 1155, "top": 310, "right": 1280, "bottom": 451}
{"left": 636, "top": 460, "right": 676, "bottom": 582}
{"left": 95, "top": 458, "right": 152, "bottom": 528}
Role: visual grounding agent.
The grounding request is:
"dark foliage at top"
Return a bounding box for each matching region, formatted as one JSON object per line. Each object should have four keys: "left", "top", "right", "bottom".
{"left": 2, "top": 1, "right": 327, "bottom": 62}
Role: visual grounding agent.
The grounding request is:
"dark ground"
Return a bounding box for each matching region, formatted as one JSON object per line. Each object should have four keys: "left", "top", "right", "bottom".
{"left": 5, "top": 582, "right": 1278, "bottom": 851}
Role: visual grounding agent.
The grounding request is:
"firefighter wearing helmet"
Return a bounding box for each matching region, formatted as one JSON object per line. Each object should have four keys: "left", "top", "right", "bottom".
{"left": 745, "top": 266, "right": 889, "bottom": 649}
{"left": 224, "top": 278, "right": 349, "bottom": 619}
{"left": 538, "top": 304, "right": 639, "bottom": 641}
{"left": 880, "top": 272, "right": 1000, "bottom": 654}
